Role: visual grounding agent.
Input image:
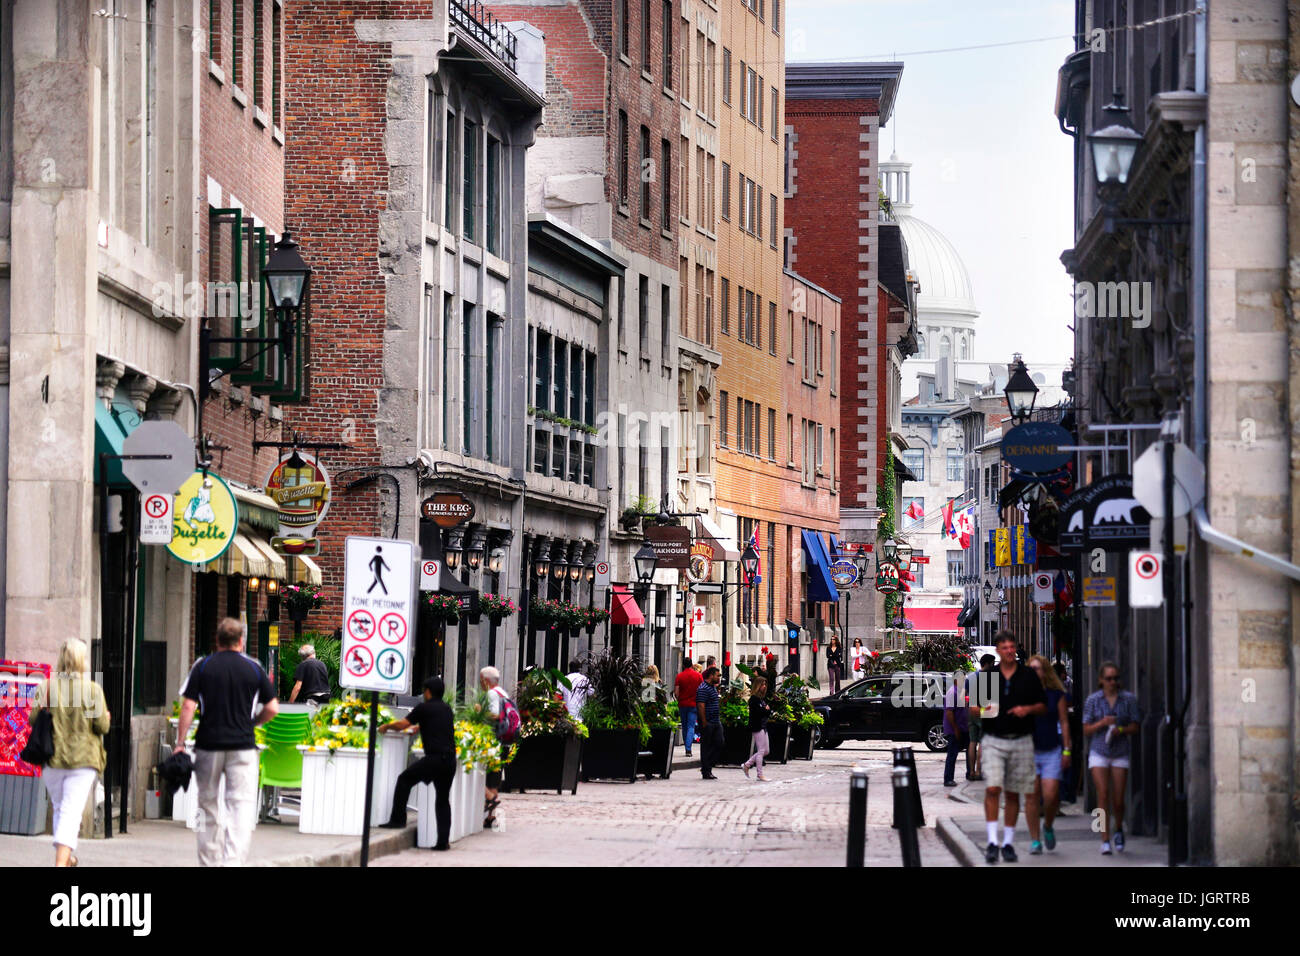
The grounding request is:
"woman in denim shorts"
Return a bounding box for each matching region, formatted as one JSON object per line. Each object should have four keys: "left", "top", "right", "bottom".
{"left": 1083, "top": 661, "right": 1140, "bottom": 855}
{"left": 1025, "top": 655, "right": 1071, "bottom": 854}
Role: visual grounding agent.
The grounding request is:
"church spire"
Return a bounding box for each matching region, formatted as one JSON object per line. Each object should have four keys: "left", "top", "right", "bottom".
{"left": 879, "top": 151, "right": 913, "bottom": 217}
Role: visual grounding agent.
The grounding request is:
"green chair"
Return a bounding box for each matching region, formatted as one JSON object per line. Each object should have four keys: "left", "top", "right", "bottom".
{"left": 258, "top": 712, "right": 312, "bottom": 823}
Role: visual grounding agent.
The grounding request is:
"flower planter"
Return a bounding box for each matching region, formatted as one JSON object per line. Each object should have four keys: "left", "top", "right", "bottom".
{"left": 296, "top": 733, "right": 411, "bottom": 835}
{"left": 501, "top": 735, "right": 582, "bottom": 794}
{"left": 580, "top": 728, "right": 641, "bottom": 783}
{"left": 636, "top": 727, "right": 675, "bottom": 779}
{"left": 765, "top": 721, "right": 794, "bottom": 765}
{"left": 716, "top": 726, "right": 755, "bottom": 766}
{"left": 789, "top": 724, "right": 819, "bottom": 760}
{"left": 411, "top": 756, "right": 487, "bottom": 847}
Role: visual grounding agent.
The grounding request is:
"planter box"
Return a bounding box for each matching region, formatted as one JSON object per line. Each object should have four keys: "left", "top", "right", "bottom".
{"left": 636, "top": 727, "right": 675, "bottom": 779}
{"left": 766, "top": 721, "right": 793, "bottom": 765}
{"left": 789, "top": 724, "right": 818, "bottom": 760}
{"left": 580, "top": 729, "right": 641, "bottom": 783}
{"left": 0, "top": 773, "right": 49, "bottom": 835}
{"left": 296, "top": 733, "right": 411, "bottom": 835}
{"left": 501, "top": 735, "right": 582, "bottom": 794}
{"left": 716, "top": 726, "right": 754, "bottom": 766}
{"left": 412, "top": 758, "right": 486, "bottom": 847}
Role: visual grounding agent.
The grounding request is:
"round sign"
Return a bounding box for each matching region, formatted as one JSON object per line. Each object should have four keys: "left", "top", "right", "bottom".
{"left": 422, "top": 560, "right": 439, "bottom": 577}
{"left": 264, "top": 453, "right": 331, "bottom": 535}
{"left": 1035, "top": 572, "right": 1053, "bottom": 590}
{"left": 379, "top": 612, "right": 408, "bottom": 644}
{"left": 344, "top": 645, "right": 374, "bottom": 677}
{"left": 830, "top": 558, "right": 860, "bottom": 590}
{"left": 1001, "top": 421, "right": 1073, "bottom": 473}
{"left": 376, "top": 648, "right": 405, "bottom": 680}
{"left": 166, "top": 471, "right": 239, "bottom": 565}
{"left": 347, "top": 608, "right": 376, "bottom": 641}
{"left": 1134, "top": 553, "right": 1159, "bottom": 579}
{"left": 595, "top": 561, "right": 609, "bottom": 575}
{"left": 144, "top": 494, "right": 170, "bottom": 519}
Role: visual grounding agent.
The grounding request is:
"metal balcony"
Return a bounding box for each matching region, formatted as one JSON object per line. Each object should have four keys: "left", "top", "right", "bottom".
{"left": 451, "top": 0, "right": 517, "bottom": 73}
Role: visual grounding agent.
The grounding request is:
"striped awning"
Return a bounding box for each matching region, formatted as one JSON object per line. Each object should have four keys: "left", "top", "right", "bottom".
{"left": 209, "top": 532, "right": 271, "bottom": 579}
{"left": 293, "top": 554, "right": 323, "bottom": 586}
{"left": 246, "top": 532, "right": 287, "bottom": 580}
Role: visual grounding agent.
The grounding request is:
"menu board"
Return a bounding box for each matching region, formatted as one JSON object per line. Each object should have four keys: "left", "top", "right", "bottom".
{"left": 0, "top": 660, "right": 51, "bottom": 777}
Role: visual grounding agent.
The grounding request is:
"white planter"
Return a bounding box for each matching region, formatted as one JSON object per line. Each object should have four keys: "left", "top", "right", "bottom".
{"left": 297, "top": 733, "right": 412, "bottom": 835}
{"left": 170, "top": 742, "right": 264, "bottom": 830}
{"left": 410, "top": 750, "right": 486, "bottom": 847}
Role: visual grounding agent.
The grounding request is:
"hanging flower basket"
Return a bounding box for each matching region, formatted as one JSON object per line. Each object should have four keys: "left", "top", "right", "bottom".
{"left": 423, "top": 592, "right": 461, "bottom": 626}
{"left": 530, "top": 598, "right": 586, "bottom": 630}
{"left": 284, "top": 583, "right": 324, "bottom": 622}
{"left": 583, "top": 606, "right": 610, "bottom": 635}
{"left": 480, "top": 593, "right": 518, "bottom": 627}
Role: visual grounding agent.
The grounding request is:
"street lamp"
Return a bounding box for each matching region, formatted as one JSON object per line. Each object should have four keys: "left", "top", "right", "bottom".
{"left": 246, "top": 576, "right": 260, "bottom": 592}
{"left": 265, "top": 578, "right": 279, "bottom": 595}
{"left": 488, "top": 547, "right": 505, "bottom": 574}
{"left": 1004, "top": 356, "right": 1039, "bottom": 423}
{"left": 262, "top": 230, "right": 312, "bottom": 311}
{"left": 584, "top": 563, "right": 596, "bottom": 583}
{"left": 1088, "top": 121, "right": 1142, "bottom": 188}
{"left": 983, "top": 580, "right": 993, "bottom": 604}
{"left": 880, "top": 537, "right": 898, "bottom": 563}
{"left": 634, "top": 543, "right": 658, "bottom": 585}
{"left": 551, "top": 556, "right": 568, "bottom": 581}
{"left": 740, "top": 542, "right": 760, "bottom": 585}
{"left": 569, "top": 562, "right": 582, "bottom": 582}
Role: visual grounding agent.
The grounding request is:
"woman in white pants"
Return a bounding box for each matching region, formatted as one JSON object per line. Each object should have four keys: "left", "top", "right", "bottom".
{"left": 29, "top": 638, "right": 110, "bottom": 867}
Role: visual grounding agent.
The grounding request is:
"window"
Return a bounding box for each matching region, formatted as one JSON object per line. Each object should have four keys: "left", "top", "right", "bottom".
{"left": 902, "top": 447, "right": 923, "bottom": 480}
{"left": 680, "top": 259, "right": 690, "bottom": 337}
{"left": 802, "top": 317, "right": 811, "bottom": 380}
{"left": 704, "top": 268, "right": 714, "bottom": 346}
{"left": 660, "top": 139, "right": 671, "bottom": 229}
{"left": 640, "top": 126, "right": 652, "bottom": 220}
{"left": 720, "top": 278, "right": 730, "bottom": 334}
{"left": 638, "top": 421, "right": 649, "bottom": 499}
{"left": 619, "top": 0, "right": 629, "bottom": 57}
{"left": 706, "top": 39, "right": 717, "bottom": 118}
{"left": 252, "top": 0, "right": 264, "bottom": 107}
{"left": 618, "top": 413, "right": 627, "bottom": 495}
{"left": 662, "top": 1, "right": 672, "bottom": 87}
{"left": 660, "top": 426, "right": 670, "bottom": 500}
{"left": 947, "top": 449, "right": 962, "bottom": 482}
{"left": 442, "top": 295, "right": 454, "bottom": 449}
{"left": 738, "top": 59, "right": 746, "bottom": 115}
{"left": 463, "top": 121, "right": 477, "bottom": 241}
{"left": 704, "top": 154, "right": 715, "bottom": 231}
{"left": 720, "top": 391, "right": 729, "bottom": 446}
{"left": 232, "top": 0, "right": 243, "bottom": 87}
{"left": 744, "top": 400, "right": 755, "bottom": 455}
{"left": 768, "top": 408, "right": 776, "bottom": 460}
{"left": 639, "top": 276, "right": 650, "bottom": 355}
{"left": 755, "top": 182, "right": 762, "bottom": 241}
{"left": 784, "top": 129, "right": 794, "bottom": 196}
{"left": 680, "top": 19, "right": 690, "bottom": 100}
{"left": 585, "top": 351, "right": 596, "bottom": 424}
{"left": 830, "top": 428, "right": 836, "bottom": 484}
{"left": 768, "top": 300, "right": 777, "bottom": 355}
{"left": 736, "top": 284, "right": 744, "bottom": 338}
{"left": 721, "top": 161, "right": 730, "bottom": 220}
{"left": 462, "top": 303, "right": 475, "bottom": 456}
{"left": 947, "top": 553, "right": 964, "bottom": 588}
{"left": 271, "top": 2, "right": 282, "bottom": 125}
{"left": 426, "top": 90, "right": 437, "bottom": 221}
{"left": 569, "top": 343, "right": 582, "bottom": 420}
{"left": 816, "top": 424, "right": 824, "bottom": 473}
{"left": 737, "top": 396, "right": 745, "bottom": 453}
{"left": 486, "top": 317, "right": 500, "bottom": 461}
{"left": 745, "top": 289, "right": 755, "bottom": 346}
{"left": 769, "top": 193, "right": 777, "bottom": 248}
{"left": 641, "top": 0, "right": 651, "bottom": 69}
{"left": 209, "top": 0, "right": 220, "bottom": 61}
{"left": 618, "top": 111, "right": 629, "bottom": 207}
{"left": 661, "top": 284, "right": 671, "bottom": 364}
{"left": 757, "top": 73, "right": 764, "bottom": 129}
{"left": 816, "top": 322, "right": 824, "bottom": 373}
{"left": 787, "top": 310, "right": 795, "bottom": 361}
{"left": 693, "top": 263, "right": 703, "bottom": 343}
{"left": 787, "top": 414, "right": 795, "bottom": 465}
{"left": 617, "top": 275, "right": 626, "bottom": 349}
{"left": 445, "top": 111, "right": 456, "bottom": 228}
{"left": 552, "top": 332, "right": 566, "bottom": 417}
{"left": 486, "top": 136, "right": 501, "bottom": 255}
{"left": 696, "top": 32, "right": 706, "bottom": 109}
{"left": 695, "top": 146, "right": 705, "bottom": 226}
{"left": 679, "top": 135, "right": 689, "bottom": 222}
{"left": 755, "top": 295, "right": 762, "bottom": 349}
{"left": 722, "top": 48, "right": 731, "bottom": 105}
{"left": 830, "top": 330, "right": 838, "bottom": 391}
{"left": 771, "top": 88, "right": 779, "bottom": 141}
{"left": 773, "top": 0, "right": 781, "bottom": 33}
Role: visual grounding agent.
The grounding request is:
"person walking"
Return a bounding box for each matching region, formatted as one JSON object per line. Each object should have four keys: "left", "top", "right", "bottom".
{"left": 970, "top": 631, "right": 1046, "bottom": 864}
{"left": 175, "top": 618, "right": 280, "bottom": 867}
{"left": 850, "top": 638, "right": 867, "bottom": 681}
{"left": 377, "top": 677, "right": 456, "bottom": 850}
{"left": 1024, "top": 655, "right": 1072, "bottom": 854}
{"left": 942, "top": 671, "right": 970, "bottom": 787}
{"left": 562, "top": 659, "right": 591, "bottom": 717}
{"left": 826, "top": 636, "right": 844, "bottom": 693}
{"left": 739, "top": 677, "right": 771, "bottom": 781}
{"left": 696, "top": 667, "right": 724, "bottom": 779}
{"left": 478, "top": 666, "right": 512, "bottom": 829}
{"left": 965, "top": 654, "right": 996, "bottom": 781}
{"left": 288, "top": 644, "right": 331, "bottom": 712}
{"left": 29, "top": 638, "right": 110, "bottom": 867}
{"left": 1083, "top": 661, "right": 1140, "bottom": 855}
{"left": 674, "top": 657, "right": 703, "bottom": 757}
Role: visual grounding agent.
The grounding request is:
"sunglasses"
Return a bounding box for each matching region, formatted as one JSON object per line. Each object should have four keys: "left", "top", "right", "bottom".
{"left": 1102, "top": 675, "right": 1119, "bottom": 682}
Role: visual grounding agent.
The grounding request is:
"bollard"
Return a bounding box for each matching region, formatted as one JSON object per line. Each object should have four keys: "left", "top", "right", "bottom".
{"left": 890, "top": 746, "right": 926, "bottom": 828}
{"left": 892, "top": 766, "right": 922, "bottom": 867}
{"left": 846, "top": 765, "right": 869, "bottom": 867}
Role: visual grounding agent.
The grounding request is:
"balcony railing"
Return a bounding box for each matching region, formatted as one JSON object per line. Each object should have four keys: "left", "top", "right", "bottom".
{"left": 451, "top": 0, "right": 518, "bottom": 73}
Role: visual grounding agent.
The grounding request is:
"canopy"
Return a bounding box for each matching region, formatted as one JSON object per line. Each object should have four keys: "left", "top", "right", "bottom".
{"left": 209, "top": 531, "right": 272, "bottom": 579}
{"left": 93, "top": 401, "right": 139, "bottom": 487}
{"left": 696, "top": 513, "right": 740, "bottom": 560}
{"left": 439, "top": 572, "right": 480, "bottom": 615}
{"left": 292, "top": 554, "right": 323, "bottom": 586}
{"left": 800, "top": 531, "right": 839, "bottom": 604}
{"left": 609, "top": 584, "right": 646, "bottom": 626}
{"left": 904, "top": 606, "right": 961, "bottom": 633}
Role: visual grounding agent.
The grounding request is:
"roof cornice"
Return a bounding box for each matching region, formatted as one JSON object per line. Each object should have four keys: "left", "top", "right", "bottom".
{"left": 785, "top": 61, "right": 904, "bottom": 122}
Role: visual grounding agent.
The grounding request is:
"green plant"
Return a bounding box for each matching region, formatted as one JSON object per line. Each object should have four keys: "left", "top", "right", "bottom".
{"left": 530, "top": 598, "right": 587, "bottom": 630}
{"left": 480, "top": 592, "right": 519, "bottom": 620}
{"left": 514, "top": 667, "right": 587, "bottom": 739}
{"left": 311, "top": 695, "right": 396, "bottom": 736}
{"left": 454, "top": 719, "right": 515, "bottom": 772}
{"left": 283, "top": 582, "right": 324, "bottom": 616}
{"left": 630, "top": 494, "right": 657, "bottom": 515}
{"left": 878, "top": 452, "right": 901, "bottom": 622}
{"left": 585, "top": 651, "right": 644, "bottom": 721}
{"left": 422, "top": 591, "right": 461, "bottom": 625}
{"left": 891, "top": 633, "right": 974, "bottom": 673}
{"left": 580, "top": 699, "right": 650, "bottom": 744}
{"left": 278, "top": 631, "right": 342, "bottom": 701}
{"left": 640, "top": 690, "right": 680, "bottom": 730}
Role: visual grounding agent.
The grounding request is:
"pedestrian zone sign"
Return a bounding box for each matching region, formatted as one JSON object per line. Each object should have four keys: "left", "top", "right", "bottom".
{"left": 342, "top": 536, "right": 415, "bottom": 694}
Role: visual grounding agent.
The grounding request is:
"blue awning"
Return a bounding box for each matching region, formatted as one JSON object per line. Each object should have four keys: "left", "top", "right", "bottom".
{"left": 94, "top": 401, "right": 138, "bottom": 487}
{"left": 829, "top": 534, "right": 842, "bottom": 558}
{"left": 801, "top": 530, "right": 839, "bottom": 604}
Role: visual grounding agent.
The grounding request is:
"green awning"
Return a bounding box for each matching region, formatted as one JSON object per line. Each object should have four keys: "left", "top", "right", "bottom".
{"left": 94, "top": 401, "right": 138, "bottom": 487}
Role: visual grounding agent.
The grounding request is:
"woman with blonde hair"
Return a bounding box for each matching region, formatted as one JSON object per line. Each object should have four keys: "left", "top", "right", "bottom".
{"left": 28, "top": 638, "right": 110, "bottom": 867}
{"left": 1024, "top": 655, "right": 1071, "bottom": 854}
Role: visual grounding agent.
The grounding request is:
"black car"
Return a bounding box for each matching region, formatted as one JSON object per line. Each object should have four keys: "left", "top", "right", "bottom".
{"left": 813, "top": 672, "right": 957, "bottom": 752}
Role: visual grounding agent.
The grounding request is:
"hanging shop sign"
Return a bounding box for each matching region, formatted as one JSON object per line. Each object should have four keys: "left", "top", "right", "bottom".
{"left": 645, "top": 525, "right": 691, "bottom": 569}
{"left": 875, "top": 562, "right": 900, "bottom": 593}
{"left": 1001, "top": 421, "right": 1073, "bottom": 474}
{"left": 685, "top": 541, "right": 715, "bottom": 584}
{"left": 265, "top": 453, "right": 330, "bottom": 556}
{"left": 830, "top": 558, "right": 860, "bottom": 590}
{"left": 1058, "top": 473, "right": 1150, "bottom": 551}
{"left": 993, "top": 528, "right": 1012, "bottom": 567}
{"left": 167, "top": 471, "right": 239, "bottom": 566}
{"left": 420, "top": 492, "right": 475, "bottom": 528}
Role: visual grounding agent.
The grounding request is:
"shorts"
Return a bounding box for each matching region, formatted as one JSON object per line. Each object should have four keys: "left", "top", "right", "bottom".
{"left": 981, "top": 734, "right": 1036, "bottom": 794}
{"left": 969, "top": 722, "right": 983, "bottom": 744}
{"left": 1033, "top": 748, "right": 1063, "bottom": 781}
{"left": 486, "top": 770, "right": 502, "bottom": 788}
{"left": 1089, "top": 753, "right": 1130, "bottom": 770}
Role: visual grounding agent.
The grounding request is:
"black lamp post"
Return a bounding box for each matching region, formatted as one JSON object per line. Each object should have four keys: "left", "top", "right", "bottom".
{"left": 880, "top": 537, "right": 898, "bottom": 564}
{"left": 740, "top": 542, "right": 760, "bottom": 584}
{"left": 1004, "top": 356, "right": 1039, "bottom": 424}
{"left": 983, "top": 580, "right": 993, "bottom": 604}
{"left": 634, "top": 543, "right": 658, "bottom": 587}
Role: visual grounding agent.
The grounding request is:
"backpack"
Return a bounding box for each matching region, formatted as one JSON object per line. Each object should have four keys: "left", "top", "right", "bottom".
{"left": 494, "top": 689, "right": 521, "bottom": 744}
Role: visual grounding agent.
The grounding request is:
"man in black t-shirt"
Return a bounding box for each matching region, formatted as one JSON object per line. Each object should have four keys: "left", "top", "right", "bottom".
{"left": 289, "top": 644, "right": 331, "bottom": 710}
{"left": 175, "top": 618, "right": 280, "bottom": 867}
{"left": 376, "top": 677, "right": 456, "bottom": 850}
{"left": 969, "top": 631, "right": 1046, "bottom": 865}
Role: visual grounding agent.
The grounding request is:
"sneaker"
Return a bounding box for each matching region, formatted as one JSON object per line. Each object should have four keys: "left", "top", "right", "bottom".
{"left": 943, "top": 779, "right": 957, "bottom": 787}
{"left": 1113, "top": 830, "right": 1126, "bottom": 852}
{"left": 756, "top": 775, "right": 766, "bottom": 781}
{"left": 1001, "top": 844, "right": 1018, "bottom": 863}
{"left": 1100, "top": 841, "right": 1112, "bottom": 855}
{"left": 742, "top": 764, "right": 751, "bottom": 778}
{"left": 984, "top": 843, "right": 999, "bottom": 864}
{"left": 1044, "top": 826, "right": 1056, "bottom": 851}
{"left": 1029, "top": 840, "right": 1043, "bottom": 855}
{"left": 684, "top": 750, "right": 692, "bottom": 757}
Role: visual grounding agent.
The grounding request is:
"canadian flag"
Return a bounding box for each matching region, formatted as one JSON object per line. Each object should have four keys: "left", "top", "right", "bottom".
{"left": 957, "top": 507, "right": 976, "bottom": 549}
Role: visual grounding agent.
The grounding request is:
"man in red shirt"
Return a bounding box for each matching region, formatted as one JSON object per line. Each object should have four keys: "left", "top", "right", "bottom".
{"left": 674, "top": 658, "right": 703, "bottom": 757}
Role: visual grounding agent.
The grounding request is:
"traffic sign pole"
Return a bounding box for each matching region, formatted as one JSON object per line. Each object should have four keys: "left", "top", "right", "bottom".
{"left": 360, "top": 689, "right": 379, "bottom": 868}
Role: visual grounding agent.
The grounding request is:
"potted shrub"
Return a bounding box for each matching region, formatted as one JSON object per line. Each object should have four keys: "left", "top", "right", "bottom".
{"left": 502, "top": 667, "right": 588, "bottom": 795}
{"left": 716, "top": 680, "right": 755, "bottom": 766}
{"left": 765, "top": 695, "right": 795, "bottom": 765}
{"left": 283, "top": 582, "right": 324, "bottom": 624}
{"left": 775, "top": 673, "right": 823, "bottom": 760}
{"left": 423, "top": 592, "right": 462, "bottom": 627}
{"left": 480, "top": 592, "right": 518, "bottom": 627}
{"left": 637, "top": 689, "right": 679, "bottom": 780}
{"left": 579, "top": 652, "right": 649, "bottom": 783}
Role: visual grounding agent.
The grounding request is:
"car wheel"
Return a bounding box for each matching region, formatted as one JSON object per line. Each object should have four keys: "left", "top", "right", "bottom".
{"left": 925, "top": 723, "right": 949, "bottom": 752}
{"left": 818, "top": 734, "right": 843, "bottom": 749}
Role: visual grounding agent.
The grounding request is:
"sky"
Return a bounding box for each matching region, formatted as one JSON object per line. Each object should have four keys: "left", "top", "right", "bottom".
{"left": 786, "top": 0, "right": 1077, "bottom": 386}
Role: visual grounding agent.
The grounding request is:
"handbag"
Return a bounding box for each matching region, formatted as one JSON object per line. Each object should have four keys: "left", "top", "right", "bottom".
{"left": 20, "top": 709, "right": 55, "bottom": 767}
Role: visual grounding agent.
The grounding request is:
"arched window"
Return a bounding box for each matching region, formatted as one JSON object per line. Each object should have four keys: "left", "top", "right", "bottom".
{"left": 917, "top": 333, "right": 926, "bottom": 358}
{"left": 960, "top": 336, "right": 969, "bottom": 360}
{"left": 939, "top": 335, "right": 951, "bottom": 358}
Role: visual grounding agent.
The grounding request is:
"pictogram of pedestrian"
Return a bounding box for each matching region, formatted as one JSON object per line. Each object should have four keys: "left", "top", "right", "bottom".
{"left": 367, "top": 545, "right": 390, "bottom": 595}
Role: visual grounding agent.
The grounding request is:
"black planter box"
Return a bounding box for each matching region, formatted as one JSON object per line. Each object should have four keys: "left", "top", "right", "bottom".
{"left": 766, "top": 721, "right": 794, "bottom": 764}
{"left": 581, "top": 728, "right": 642, "bottom": 783}
{"left": 637, "top": 726, "right": 675, "bottom": 779}
{"left": 789, "top": 724, "right": 818, "bottom": 760}
{"left": 501, "top": 734, "right": 582, "bottom": 794}
{"left": 716, "top": 725, "right": 754, "bottom": 766}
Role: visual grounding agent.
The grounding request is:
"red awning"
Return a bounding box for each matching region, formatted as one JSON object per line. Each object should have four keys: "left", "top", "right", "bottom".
{"left": 610, "top": 585, "right": 645, "bottom": 627}
{"left": 904, "top": 607, "right": 960, "bottom": 633}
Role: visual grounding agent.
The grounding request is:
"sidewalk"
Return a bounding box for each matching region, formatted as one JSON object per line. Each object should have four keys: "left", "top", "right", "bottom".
{"left": 936, "top": 777, "right": 1166, "bottom": 867}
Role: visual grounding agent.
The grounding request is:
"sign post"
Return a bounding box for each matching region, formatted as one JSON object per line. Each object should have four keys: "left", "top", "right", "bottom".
{"left": 342, "top": 535, "right": 415, "bottom": 867}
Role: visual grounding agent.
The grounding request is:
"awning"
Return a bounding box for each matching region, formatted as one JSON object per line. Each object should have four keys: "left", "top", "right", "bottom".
{"left": 696, "top": 513, "right": 740, "bottom": 560}
{"left": 904, "top": 606, "right": 961, "bottom": 632}
{"left": 800, "top": 531, "right": 839, "bottom": 604}
{"left": 609, "top": 584, "right": 646, "bottom": 626}
{"left": 830, "top": 534, "right": 842, "bottom": 558}
{"left": 439, "top": 572, "right": 479, "bottom": 614}
{"left": 246, "top": 532, "right": 287, "bottom": 580}
{"left": 293, "top": 554, "right": 323, "bottom": 586}
{"left": 230, "top": 485, "right": 281, "bottom": 533}
{"left": 210, "top": 532, "right": 271, "bottom": 578}
{"left": 93, "top": 401, "right": 138, "bottom": 487}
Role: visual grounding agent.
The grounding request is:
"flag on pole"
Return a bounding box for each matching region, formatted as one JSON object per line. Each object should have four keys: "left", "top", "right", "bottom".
{"left": 941, "top": 499, "right": 957, "bottom": 540}
{"left": 1053, "top": 571, "right": 1073, "bottom": 610}
{"left": 957, "top": 507, "right": 976, "bottom": 549}
{"left": 749, "top": 527, "right": 762, "bottom": 584}
{"left": 905, "top": 500, "right": 924, "bottom": 521}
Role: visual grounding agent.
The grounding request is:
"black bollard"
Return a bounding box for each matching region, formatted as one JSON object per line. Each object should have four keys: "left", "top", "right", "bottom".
{"left": 890, "top": 746, "right": 926, "bottom": 828}
{"left": 846, "top": 765, "right": 869, "bottom": 867}
{"left": 892, "top": 766, "right": 922, "bottom": 867}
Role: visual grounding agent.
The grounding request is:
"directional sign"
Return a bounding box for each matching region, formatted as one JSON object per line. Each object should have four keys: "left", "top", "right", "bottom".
{"left": 691, "top": 581, "right": 723, "bottom": 594}
{"left": 419, "top": 559, "right": 442, "bottom": 592}
{"left": 594, "top": 560, "right": 611, "bottom": 588}
{"left": 1129, "top": 551, "right": 1163, "bottom": 608}
{"left": 140, "top": 493, "right": 174, "bottom": 545}
{"left": 342, "top": 536, "right": 415, "bottom": 694}
{"left": 121, "top": 421, "right": 195, "bottom": 494}
{"left": 692, "top": 606, "right": 706, "bottom": 625}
